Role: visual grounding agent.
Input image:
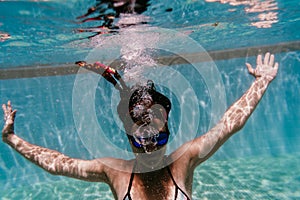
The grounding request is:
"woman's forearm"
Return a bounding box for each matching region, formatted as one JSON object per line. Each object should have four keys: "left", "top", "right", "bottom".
{"left": 2, "top": 102, "right": 109, "bottom": 182}
{"left": 189, "top": 52, "right": 278, "bottom": 166}
{"left": 4, "top": 133, "right": 109, "bottom": 182}
{"left": 221, "top": 76, "right": 271, "bottom": 134}
{"left": 4, "top": 134, "right": 81, "bottom": 177}
{"left": 219, "top": 52, "right": 278, "bottom": 137}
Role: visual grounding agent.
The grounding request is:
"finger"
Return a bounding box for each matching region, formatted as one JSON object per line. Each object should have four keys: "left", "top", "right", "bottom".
{"left": 2, "top": 104, "right": 7, "bottom": 114}
{"left": 257, "top": 54, "right": 262, "bottom": 66}
{"left": 269, "top": 54, "right": 274, "bottom": 67}
{"left": 274, "top": 62, "right": 279, "bottom": 72}
{"left": 7, "top": 101, "right": 12, "bottom": 112}
{"left": 264, "top": 52, "right": 270, "bottom": 66}
{"left": 11, "top": 110, "right": 17, "bottom": 119}
{"left": 245, "top": 63, "right": 255, "bottom": 75}
{"left": 2, "top": 104, "right": 8, "bottom": 121}
{"left": 2, "top": 104, "right": 7, "bottom": 121}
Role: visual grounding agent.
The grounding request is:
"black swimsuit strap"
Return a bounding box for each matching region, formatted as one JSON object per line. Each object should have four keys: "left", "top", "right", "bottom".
{"left": 123, "top": 163, "right": 136, "bottom": 200}
{"left": 167, "top": 166, "right": 178, "bottom": 198}
{"left": 127, "top": 170, "right": 135, "bottom": 196}
{"left": 167, "top": 166, "right": 191, "bottom": 200}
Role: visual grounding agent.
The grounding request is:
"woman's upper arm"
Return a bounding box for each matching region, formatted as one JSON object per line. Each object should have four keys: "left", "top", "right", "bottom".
{"left": 186, "top": 121, "right": 228, "bottom": 168}
{"left": 73, "top": 158, "right": 110, "bottom": 182}
{"left": 75, "top": 157, "right": 128, "bottom": 183}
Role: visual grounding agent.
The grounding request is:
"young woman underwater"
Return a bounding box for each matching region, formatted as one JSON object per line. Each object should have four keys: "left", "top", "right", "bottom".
{"left": 2, "top": 52, "right": 278, "bottom": 199}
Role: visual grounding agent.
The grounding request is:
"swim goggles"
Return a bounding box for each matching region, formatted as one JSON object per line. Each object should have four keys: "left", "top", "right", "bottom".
{"left": 129, "top": 132, "right": 169, "bottom": 149}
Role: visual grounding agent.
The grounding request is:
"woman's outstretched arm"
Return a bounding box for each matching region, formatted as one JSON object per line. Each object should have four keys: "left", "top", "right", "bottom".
{"left": 2, "top": 101, "right": 111, "bottom": 182}
{"left": 186, "top": 52, "right": 279, "bottom": 168}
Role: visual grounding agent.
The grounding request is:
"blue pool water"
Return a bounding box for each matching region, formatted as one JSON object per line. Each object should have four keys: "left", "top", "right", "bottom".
{"left": 1, "top": 0, "right": 300, "bottom": 199}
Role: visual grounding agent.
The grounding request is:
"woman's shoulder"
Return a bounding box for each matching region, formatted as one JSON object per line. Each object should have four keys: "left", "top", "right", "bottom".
{"left": 100, "top": 157, "right": 135, "bottom": 173}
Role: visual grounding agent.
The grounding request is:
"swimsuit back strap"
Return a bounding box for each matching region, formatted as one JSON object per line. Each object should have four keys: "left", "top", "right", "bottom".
{"left": 127, "top": 170, "right": 135, "bottom": 195}
{"left": 167, "top": 166, "right": 191, "bottom": 200}
{"left": 123, "top": 164, "right": 135, "bottom": 200}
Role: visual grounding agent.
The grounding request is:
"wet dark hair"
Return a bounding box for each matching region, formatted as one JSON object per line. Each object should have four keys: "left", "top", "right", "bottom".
{"left": 117, "top": 80, "right": 171, "bottom": 134}
{"left": 75, "top": 61, "right": 171, "bottom": 136}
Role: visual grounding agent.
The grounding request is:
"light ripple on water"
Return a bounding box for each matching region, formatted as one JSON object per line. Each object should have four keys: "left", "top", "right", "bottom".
{"left": 1, "top": 153, "right": 299, "bottom": 199}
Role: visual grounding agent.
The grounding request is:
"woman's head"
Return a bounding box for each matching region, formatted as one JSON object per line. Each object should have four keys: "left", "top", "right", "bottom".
{"left": 76, "top": 62, "right": 172, "bottom": 155}
{"left": 117, "top": 80, "right": 172, "bottom": 153}
{"left": 129, "top": 80, "right": 171, "bottom": 124}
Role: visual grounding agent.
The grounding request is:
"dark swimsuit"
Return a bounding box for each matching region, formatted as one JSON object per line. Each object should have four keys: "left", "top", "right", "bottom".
{"left": 123, "top": 166, "right": 191, "bottom": 200}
